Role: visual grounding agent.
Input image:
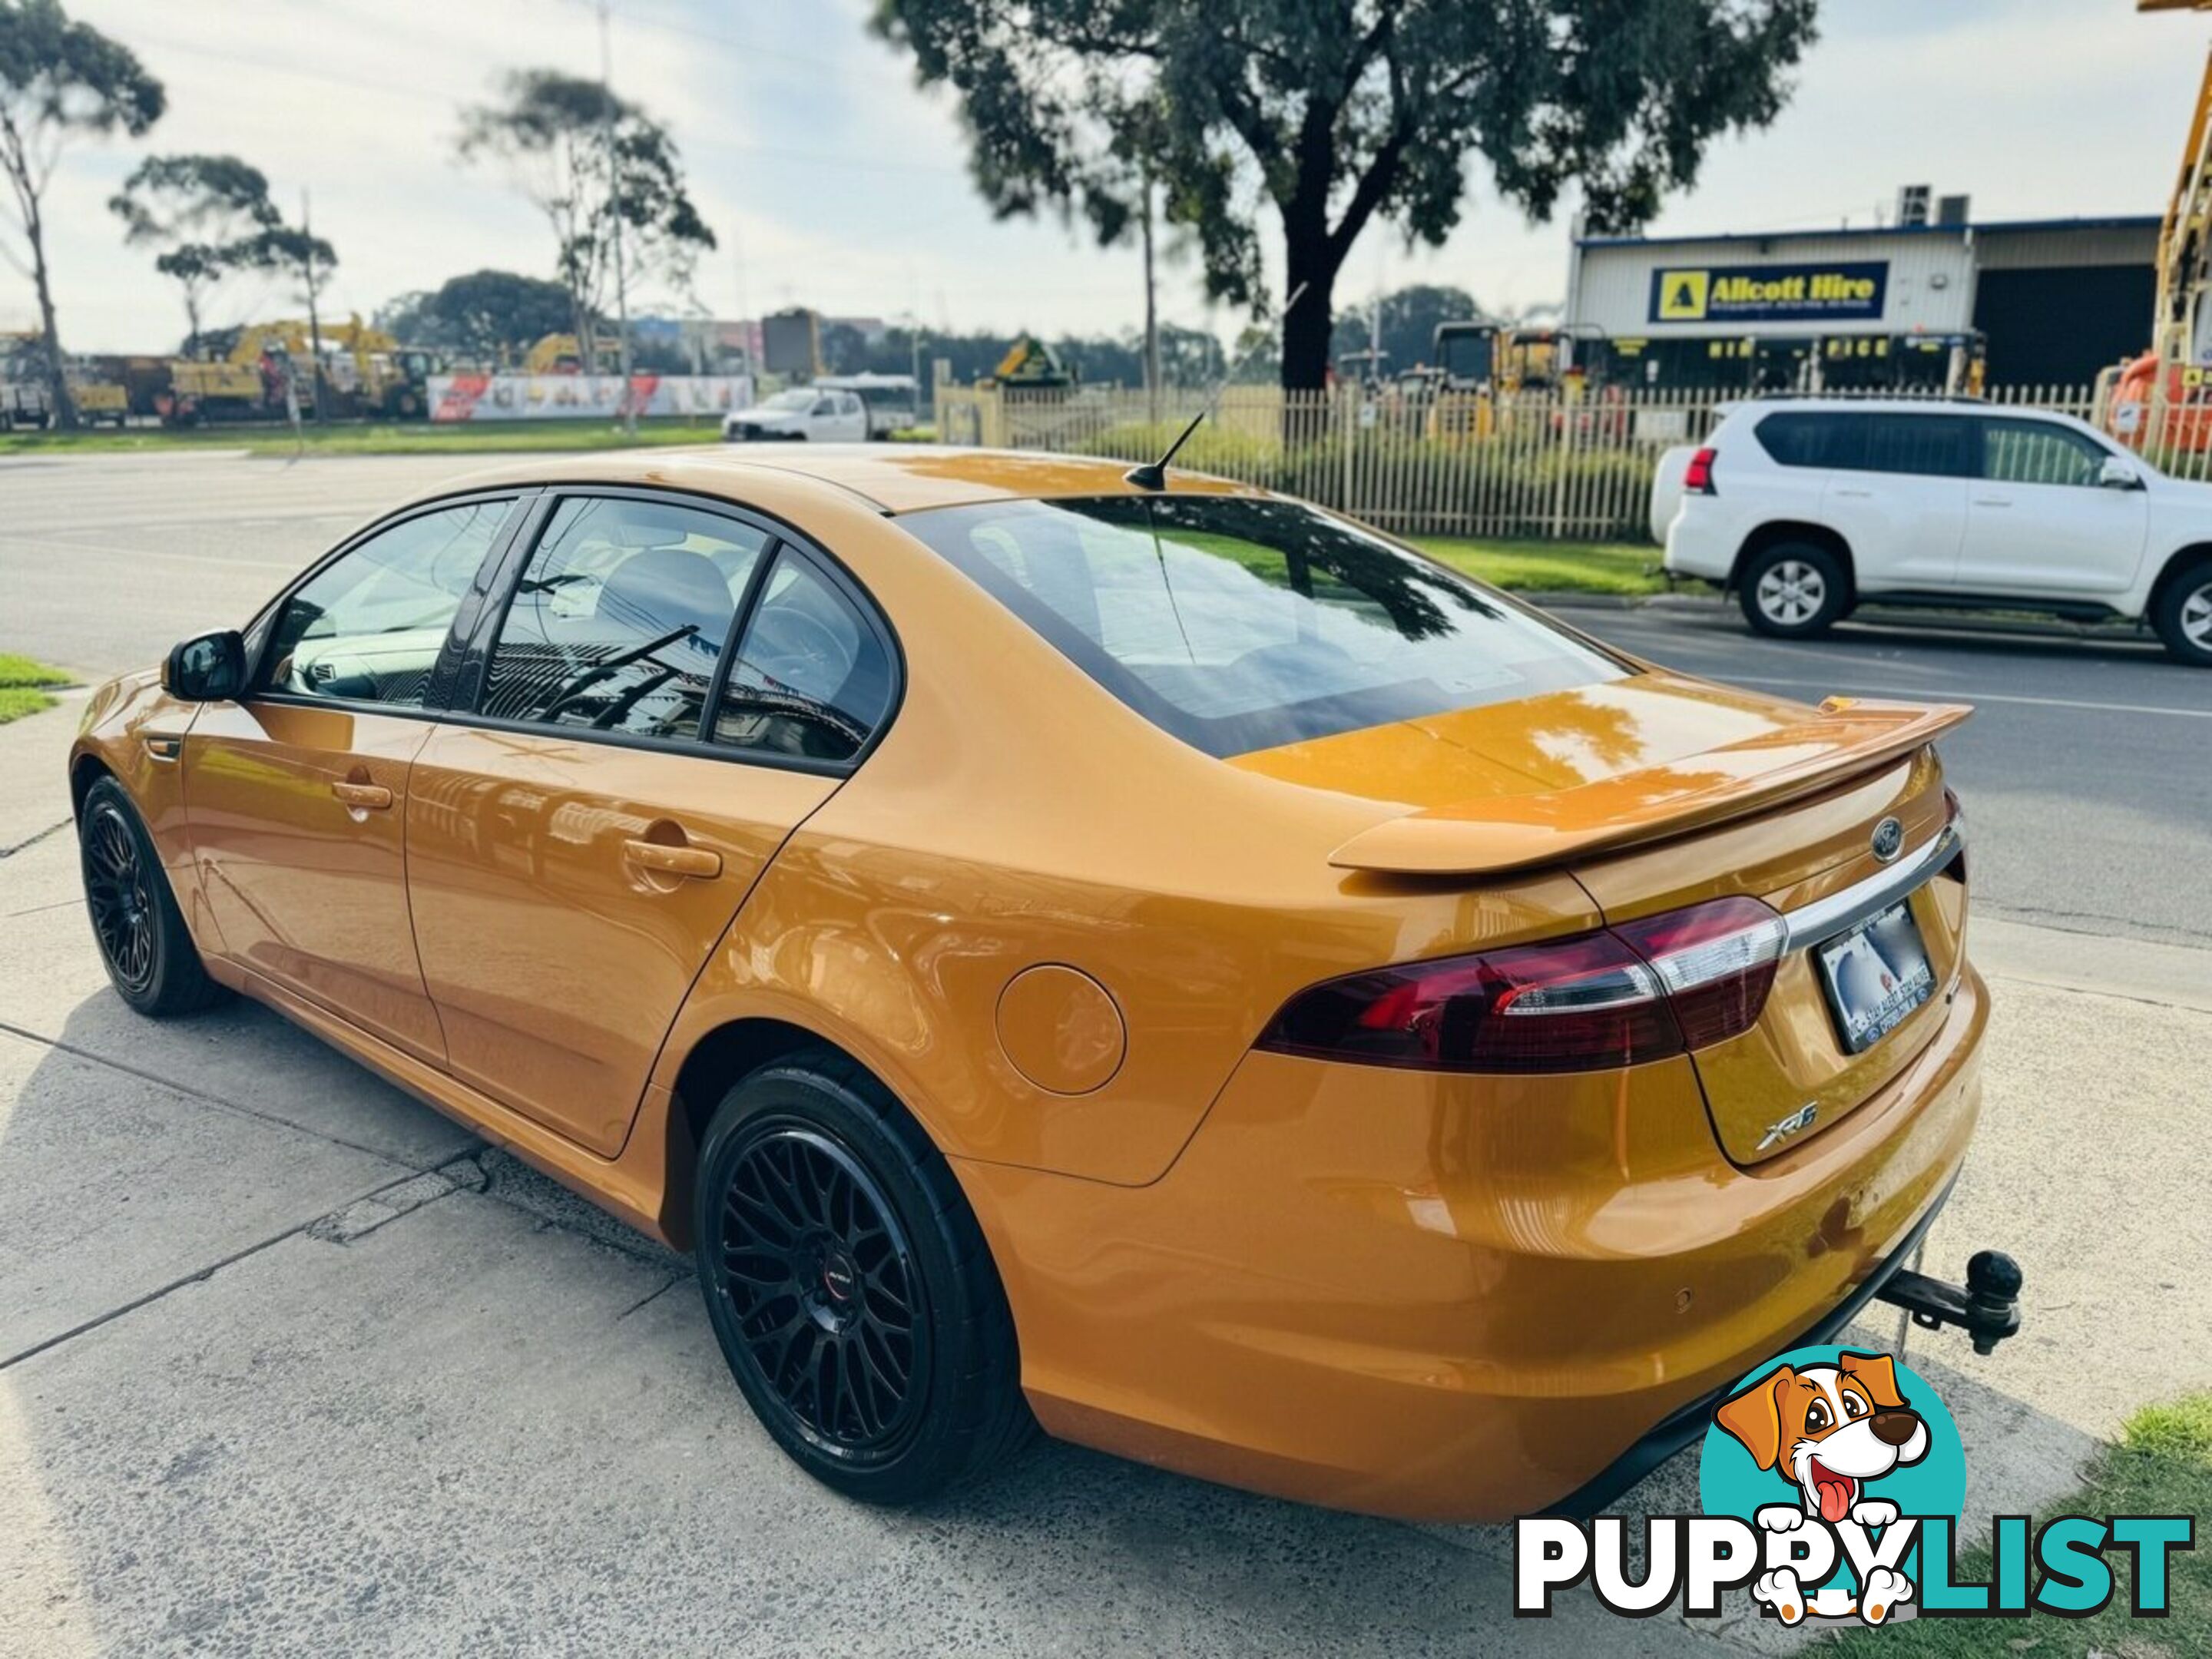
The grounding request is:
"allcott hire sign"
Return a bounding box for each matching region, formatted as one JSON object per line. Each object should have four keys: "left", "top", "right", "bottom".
{"left": 1648, "top": 262, "right": 1889, "bottom": 326}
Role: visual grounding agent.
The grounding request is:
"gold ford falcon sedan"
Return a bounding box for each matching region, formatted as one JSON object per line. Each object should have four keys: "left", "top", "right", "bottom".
{"left": 68, "top": 445, "right": 2005, "bottom": 1519}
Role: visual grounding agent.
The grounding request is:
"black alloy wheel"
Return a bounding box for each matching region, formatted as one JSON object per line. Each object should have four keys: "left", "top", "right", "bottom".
{"left": 77, "top": 777, "right": 227, "bottom": 1017}
{"left": 693, "top": 1053, "right": 1031, "bottom": 1504}
{"left": 82, "top": 796, "right": 157, "bottom": 998}
{"left": 716, "top": 1121, "right": 926, "bottom": 1458}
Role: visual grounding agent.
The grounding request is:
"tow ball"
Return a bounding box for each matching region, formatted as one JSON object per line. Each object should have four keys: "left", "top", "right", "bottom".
{"left": 1876, "top": 1249, "right": 2024, "bottom": 1356}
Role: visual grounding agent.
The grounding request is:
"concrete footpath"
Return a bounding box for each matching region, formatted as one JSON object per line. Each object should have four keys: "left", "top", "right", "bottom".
{"left": 1, "top": 700, "right": 2205, "bottom": 1655}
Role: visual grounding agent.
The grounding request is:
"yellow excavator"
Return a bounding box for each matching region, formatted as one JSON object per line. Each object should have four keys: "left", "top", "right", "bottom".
{"left": 524, "top": 333, "right": 621, "bottom": 374}
{"left": 164, "top": 316, "right": 439, "bottom": 424}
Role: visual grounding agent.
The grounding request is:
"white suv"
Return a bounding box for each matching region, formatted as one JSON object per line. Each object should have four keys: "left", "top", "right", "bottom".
{"left": 1651, "top": 396, "right": 2212, "bottom": 665}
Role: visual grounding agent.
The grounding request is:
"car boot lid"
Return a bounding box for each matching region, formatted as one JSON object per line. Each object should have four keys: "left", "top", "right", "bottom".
{"left": 1325, "top": 690, "right": 1972, "bottom": 876}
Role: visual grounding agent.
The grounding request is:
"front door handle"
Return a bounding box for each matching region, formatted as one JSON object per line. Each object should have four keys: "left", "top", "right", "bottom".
{"left": 330, "top": 780, "right": 394, "bottom": 810}
{"left": 624, "top": 838, "right": 721, "bottom": 879}
{"left": 1972, "top": 497, "right": 2012, "bottom": 508}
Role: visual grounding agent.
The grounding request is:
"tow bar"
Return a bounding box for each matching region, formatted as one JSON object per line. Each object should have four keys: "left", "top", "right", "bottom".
{"left": 1876, "top": 1249, "right": 2024, "bottom": 1356}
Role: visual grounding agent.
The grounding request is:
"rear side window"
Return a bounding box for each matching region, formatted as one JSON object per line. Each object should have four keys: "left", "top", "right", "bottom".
{"left": 709, "top": 551, "right": 895, "bottom": 763}
{"left": 1753, "top": 411, "right": 1856, "bottom": 468}
{"left": 1842, "top": 414, "right": 1975, "bottom": 479}
{"left": 481, "top": 496, "right": 770, "bottom": 740}
{"left": 1981, "top": 418, "right": 2107, "bottom": 487}
{"left": 898, "top": 495, "right": 1624, "bottom": 757}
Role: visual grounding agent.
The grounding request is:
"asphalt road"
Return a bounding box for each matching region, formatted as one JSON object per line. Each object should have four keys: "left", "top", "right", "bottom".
{"left": 1545, "top": 599, "right": 2212, "bottom": 950}
{"left": 6, "top": 449, "right": 2209, "bottom": 947}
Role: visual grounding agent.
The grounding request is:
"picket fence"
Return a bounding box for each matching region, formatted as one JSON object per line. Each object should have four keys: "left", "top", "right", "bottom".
{"left": 932, "top": 379, "right": 2114, "bottom": 543}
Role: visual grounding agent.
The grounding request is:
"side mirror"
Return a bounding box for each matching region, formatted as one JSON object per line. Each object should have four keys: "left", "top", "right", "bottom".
{"left": 162, "top": 629, "right": 247, "bottom": 701}
{"left": 2098, "top": 455, "right": 2144, "bottom": 491}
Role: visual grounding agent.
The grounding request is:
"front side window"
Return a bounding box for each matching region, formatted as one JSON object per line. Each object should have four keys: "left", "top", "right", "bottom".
{"left": 1980, "top": 418, "right": 2107, "bottom": 488}
{"left": 263, "top": 498, "right": 512, "bottom": 707}
{"left": 899, "top": 495, "right": 1625, "bottom": 757}
{"left": 480, "top": 496, "right": 769, "bottom": 740}
{"left": 710, "top": 552, "right": 895, "bottom": 763}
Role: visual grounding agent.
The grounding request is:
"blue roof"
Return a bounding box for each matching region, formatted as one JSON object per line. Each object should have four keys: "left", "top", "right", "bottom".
{"left": 1577, "top": 214, "right": 2159, "bottom": 251}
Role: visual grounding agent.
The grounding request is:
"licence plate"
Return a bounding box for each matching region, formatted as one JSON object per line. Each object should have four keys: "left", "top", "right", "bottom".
{"left": 1815, "top": 901, "right": 1936, "bottom": 1054}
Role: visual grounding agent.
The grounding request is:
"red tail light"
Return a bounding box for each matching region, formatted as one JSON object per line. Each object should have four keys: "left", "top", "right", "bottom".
{"left": 1684, "top": 445, "right": 1718, "bottom": 494}
{"left": 1258, "top": 896, "right": 1784, "bottom": 1075}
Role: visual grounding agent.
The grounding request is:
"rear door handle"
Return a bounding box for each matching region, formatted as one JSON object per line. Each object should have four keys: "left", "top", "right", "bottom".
{"left": 624, "top": 838, "right": 722, "bottom": 879}
{"left": 330, "top": 781, "right": 394, "bottom": 810}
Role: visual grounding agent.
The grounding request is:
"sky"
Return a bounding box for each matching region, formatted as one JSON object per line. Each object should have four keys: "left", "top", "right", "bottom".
{"left": 8, "top": 0, "right": 2212, "bottom": 356}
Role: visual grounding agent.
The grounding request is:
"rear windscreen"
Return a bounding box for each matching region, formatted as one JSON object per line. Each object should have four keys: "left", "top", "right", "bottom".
{"left": 897, "top": 495, "right": 1626, "bottom": 757}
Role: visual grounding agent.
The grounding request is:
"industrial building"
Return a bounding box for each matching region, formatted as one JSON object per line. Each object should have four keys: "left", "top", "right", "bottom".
{"left": 1563, "top": 196, "right": 2157, "bottom": 391}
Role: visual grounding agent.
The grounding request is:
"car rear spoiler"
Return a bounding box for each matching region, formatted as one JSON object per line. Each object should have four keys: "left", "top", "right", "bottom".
{"left": 1326, "top": 697, "right": 1973, "bottom": 877}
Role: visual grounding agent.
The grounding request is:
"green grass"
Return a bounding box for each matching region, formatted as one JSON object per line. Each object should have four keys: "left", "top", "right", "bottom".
{"left": 1824, "top": 1391, "right": 2210, "bottom": 1655}
{"left": 0, "top": 654, "right": 74, "bottom": 724}
{"left": 0, "top": 416, "right": 732, "bottom": 459}
{"left": 1409, "top": 536, "right": 1665, "bottom": 596}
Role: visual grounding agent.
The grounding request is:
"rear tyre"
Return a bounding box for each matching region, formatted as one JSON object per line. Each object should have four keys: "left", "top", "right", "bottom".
{"left": 693, "top": 1051, "right": 1031, "bottom": 1505}
{"left": 1739, "top": 541, "right": 1849, "bottom": 638}
{"left": 78, "top": 777, "right": 228, "bottom": 1016}
{"left": 2151, "top": 555, "right": 2212, "bottom": 666}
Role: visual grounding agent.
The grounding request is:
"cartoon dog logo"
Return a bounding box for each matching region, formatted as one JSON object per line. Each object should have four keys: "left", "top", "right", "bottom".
{"left": 1714, "top": 1350, "right": 1929, "bottom": 1626}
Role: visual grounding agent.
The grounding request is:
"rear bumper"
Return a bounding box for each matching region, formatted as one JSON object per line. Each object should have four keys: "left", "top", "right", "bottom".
{"left": 1545, "top": 1164, "right": 1957, "bottom": 1518}
{"left": 1662, "top": 519, "right": 1731, "bottom": 582}
{"left": 955, "top": 960, "right": 1988, "bottom": 1522}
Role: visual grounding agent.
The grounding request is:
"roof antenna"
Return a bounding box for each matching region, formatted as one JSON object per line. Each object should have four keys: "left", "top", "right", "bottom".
{"left": 1124, "top": 281, "right": 1309, "bottom": 490}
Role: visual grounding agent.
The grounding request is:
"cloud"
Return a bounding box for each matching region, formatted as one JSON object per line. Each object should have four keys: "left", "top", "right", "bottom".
{"left": 7, "top": 0, "right": 2191, "bottom": 352}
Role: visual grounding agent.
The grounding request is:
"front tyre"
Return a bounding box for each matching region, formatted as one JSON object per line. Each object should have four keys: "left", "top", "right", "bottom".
{"left": 1739, "top": 541, "right": 1849, "bottom": 638}
{"left": 78, "top": 777, "right": 228, "bottom": 1016}
{"left": 2152, "top": 555, "right": 2212, "bottom": 666}
{"left": 694, "top": 1052, "right": 1031, "bottom": 1505}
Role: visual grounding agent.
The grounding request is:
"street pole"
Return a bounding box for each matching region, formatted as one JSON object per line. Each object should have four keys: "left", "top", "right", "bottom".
{"left": 302, "top": 187, "right": 326, "bottom": 424}
{"left": 1141, "top": 167, "right": 1161, "bottom": 426}
{"left": 598, "top": 0, "right": 636, "bottom": 435}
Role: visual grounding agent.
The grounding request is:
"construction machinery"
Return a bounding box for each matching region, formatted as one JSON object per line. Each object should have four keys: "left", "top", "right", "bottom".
{"left": 1334, "top": 346, "right": 1391, "bottom": 391}
{"left": 163, "top": 316, "right": 440, "bottom": 425}
{"left": 990, "top": 334, "right": 1076, "bottom": 390}
{"left": 0, "top": 335, "right": 127, "bottom": 429}
{"left": 523, "top": 333, "right": 621, "bottom": 375}
{"left": 2108, "top": 17, "right": 2212, "bottom": 449}
{"left": 1425, "top": 319, "right": 1502, "bottom": 439}
{"left": 1, "top": 333, "right": 53, "bottom": 430}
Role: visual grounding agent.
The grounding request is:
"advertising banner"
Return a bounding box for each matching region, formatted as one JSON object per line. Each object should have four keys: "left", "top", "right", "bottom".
{"left": 1647, "top": 261, "right": 1888, "bottom": 325}
{"left": 429, "top": 373, "right": 754, "bottom": 422}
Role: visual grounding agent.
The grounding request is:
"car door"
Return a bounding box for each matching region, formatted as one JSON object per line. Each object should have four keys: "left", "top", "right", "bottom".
{"left": 1819, "top": 411, "right": 1974, "bottom": 591}
{"left": 402, "top": 492, "right": 899, "bottom": 1156}
{"left": 182, "top": 493, "right": 521, "bottom": 1062}
{"left": 1961, "top": 416, "right": 2150, "bottom": 597}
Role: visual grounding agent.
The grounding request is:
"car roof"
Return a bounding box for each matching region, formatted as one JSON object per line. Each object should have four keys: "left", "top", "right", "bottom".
{"left": 1725, "top": 396, "right": 2026, "bottom": 417}
{"left": 452, "top": 443, "right": 1268, "bottom": 515}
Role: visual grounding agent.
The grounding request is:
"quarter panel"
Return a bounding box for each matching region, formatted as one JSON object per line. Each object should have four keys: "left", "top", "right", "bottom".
{"left": 646, "top": 500, "right": 1604, "bottom": 1184}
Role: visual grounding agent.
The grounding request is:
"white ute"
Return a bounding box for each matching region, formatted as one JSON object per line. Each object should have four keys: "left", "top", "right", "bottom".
{"left": 722, "top": 386, "right": 870, "bottom": 444}
{"left": 1651, "top": 396, "right": 2212, "bottom": 665}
